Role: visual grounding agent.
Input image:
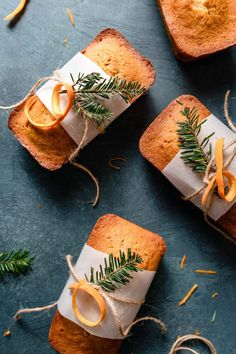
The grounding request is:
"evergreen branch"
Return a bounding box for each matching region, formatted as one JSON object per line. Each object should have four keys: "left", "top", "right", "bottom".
{"left": 177, "top": 104, "right": 214, "bottom": 173}
{"left": 0, "top": 250, "right": 34, "bottom": 277}
{"left": 85, "top": 248, "right": 143, "bottom": 292}
{"left": 71, "top": 73, "right": 145, "bottom": 126}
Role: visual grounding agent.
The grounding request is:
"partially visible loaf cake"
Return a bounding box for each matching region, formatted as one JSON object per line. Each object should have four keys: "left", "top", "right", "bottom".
{"left": 8, "top": 29, "right": 156, "bottom": 170}
{"left": 139, "top": 95, "right": 236, "bottom": 239}
{"left": 157, "top": 0, "right": 236, "bottom": 61}
{"left": 49, "top": 214, "right": 166, "bottom": 354}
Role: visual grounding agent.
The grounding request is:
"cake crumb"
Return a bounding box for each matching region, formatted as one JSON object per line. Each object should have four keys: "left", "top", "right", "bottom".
{"left": 63, "top": 37, "right": 69, "bottom": 48}
{"left": 3, "top": 330, "right": 11, "bottom": 337}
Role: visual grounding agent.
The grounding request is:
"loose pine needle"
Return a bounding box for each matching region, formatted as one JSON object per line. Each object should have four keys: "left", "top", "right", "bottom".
{"left": 3, "top": 330, "right": 11, "bottom": 337}
{"left": 179, "top": 284, "right": 198, "bottom": 306}
{"left": 66, "top": 8, "right": 75, "bottom": 27}
{"left": 211, "top": 292, "right": 218, "bottom": 299}
{"left": 180, "top": 255, "right": 186, "bottom": 271}
{"left": 195, "top": 270, "right": 217, "bottom": 275}
{"left": 4, "top": 0, "right": 27, "bottom": 21}
{"left": 108, "top": 157, "right": 126, "bottom": 170}
{"left": 211, "top": 310, "right": 216, "bottom": 323}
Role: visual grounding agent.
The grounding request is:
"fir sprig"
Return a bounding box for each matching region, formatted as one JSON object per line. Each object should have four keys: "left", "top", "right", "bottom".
{"left": 177, "top": 104, "right": 215, "bottom": 173}
{"left": 85, "top": 248, "right": 143, "bottom": 292}
{"left": 0, "top": 250, "right": 34, "bottom": 276}
{"left": 70, "top": 73, "right": 145, "bottom": 126}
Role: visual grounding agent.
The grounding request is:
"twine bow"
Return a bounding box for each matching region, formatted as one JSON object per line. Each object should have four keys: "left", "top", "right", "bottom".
{"left": 201, "top": 138, "right": 236, "bottom": 207}
{"left": 184, "top": 138, "right": 236, "bottom": 208}
{"left": 183, "top": 137, "right": 236, "bottom": 244}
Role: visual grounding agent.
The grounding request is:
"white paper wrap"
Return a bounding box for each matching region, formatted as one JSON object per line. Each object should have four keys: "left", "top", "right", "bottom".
{"left": 162, "top": 114, "right": 236, "bottom": 221}
{"left": 36, "top": 52, "right": 130, "bottom": 147}
{"left": 57, "top": 244, "right": 156, "bottom": 339}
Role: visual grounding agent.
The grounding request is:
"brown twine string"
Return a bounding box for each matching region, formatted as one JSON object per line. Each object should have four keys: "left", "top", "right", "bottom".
{"left": 14, "top": 301, "right": 58, "bottom": 319}
{"left": 0, "top": 76, "right": 58, "bottom": 110}
{"left": 68, "top": 119, "right": 100, "bottom": 207}
{"left": 168, "top": 334, "right": 217, "bottom": 354}
{"left": 224, "top": 90, "right": 236, "bottom": 133}
{"left": 14, "top": 255, "right": 166, "bottom": 338}
{"left": 0, "top": 74, "right": 100, "bottom": 207}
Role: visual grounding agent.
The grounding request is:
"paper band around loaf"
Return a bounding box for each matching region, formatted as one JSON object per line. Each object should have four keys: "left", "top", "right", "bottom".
{"left": 36, "top": 52, "right": 130, "bottom": 147}
{"left": 162, "top": 114, "right": 236, "bottom": 221}
{"left": 57, "top": 244, "right": 156, "bottom": 340}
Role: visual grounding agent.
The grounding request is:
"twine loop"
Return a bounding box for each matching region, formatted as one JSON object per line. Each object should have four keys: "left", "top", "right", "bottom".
{"left": 168, "top": 334, "right": 217, "bottom": 354}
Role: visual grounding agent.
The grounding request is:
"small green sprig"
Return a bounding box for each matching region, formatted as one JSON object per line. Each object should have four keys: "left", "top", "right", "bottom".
{"left": 0, "top": 250, "right": 34, "bottom": 277}
{"left": 70, "top": 73, "right": 145, "bottom": 126}
{"left": 177, "top": 103, "right": 214, "bottom": 173}
{"left": 85, "top": 248, "right": 143, "bottom": 292}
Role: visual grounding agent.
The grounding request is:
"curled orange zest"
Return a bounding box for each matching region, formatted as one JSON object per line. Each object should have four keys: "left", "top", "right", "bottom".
{"left": 24, "top": 96, "right": 60, "bottom": 129}
{"left": 51, "top": 82, "right": 74, "bottom": 120}
{"left": 4, "top": 0, "right": 27, "bottom": 21}
{"left": 69, "top": 280, "right": 106, "bottom": 327}
{"left": 202, "top": 138, "right": 236, "bottom": 206}
{"left": 25, "top": 82, "right": 74, "bottom": 129}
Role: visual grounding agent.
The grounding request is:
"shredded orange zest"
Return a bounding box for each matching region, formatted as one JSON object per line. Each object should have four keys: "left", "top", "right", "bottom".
{"left": 180, "top": 255, "right": 186, "bottom": 271}
{"left": 179, "top": 284, "right": 198, "bottom": 306}
{"left": 202, "top": 138, "right": 236, "bottom": 206}
{"left": 25, "top": 83, "right": 74, "bottom": 129}
{"left": 66, "top": 8, "right": 75, "bottom": 27}
{"left": 69, "top": 280, "right": 106, "bottom": 327}
{"left": 195, "top": 270, "right": 217, "bottom": 275}
{"left": 4, "top": 0, "right": 27, "bottom": 21}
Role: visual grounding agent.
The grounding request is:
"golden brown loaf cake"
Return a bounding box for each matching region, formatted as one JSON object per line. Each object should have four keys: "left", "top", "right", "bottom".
{"left": 8, "top": 29, "right": 156, "bottom": 170}
{"left": 139, "top": 95, "right": 236, "bottom": 239}
{"left": 49, "top": 214, "right": 166, "bottom": 354}
{"left": 157, "top": 0, "right": 236, "bottom": 61}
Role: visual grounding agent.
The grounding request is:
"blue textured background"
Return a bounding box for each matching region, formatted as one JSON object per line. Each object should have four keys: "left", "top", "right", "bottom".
{"left": 0, "top": 1, "right": 236, "bottom": 353}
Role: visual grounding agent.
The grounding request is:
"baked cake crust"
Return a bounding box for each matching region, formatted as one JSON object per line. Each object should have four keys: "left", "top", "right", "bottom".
{"left": 157, "top": 0, "right": 236, "bottom": 61}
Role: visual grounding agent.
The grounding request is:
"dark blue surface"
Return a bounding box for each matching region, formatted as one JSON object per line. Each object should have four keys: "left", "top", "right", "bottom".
{"left": 0, "top": 1, "right": 236, "bottom": 353}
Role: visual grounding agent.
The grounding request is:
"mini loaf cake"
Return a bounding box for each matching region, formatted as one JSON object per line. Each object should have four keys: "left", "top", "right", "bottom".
{"left": 8, "top": 29, "right": 155, "bottom": 170}
{"left": 49, "top": 214, "right": 166, "bottom": 354}
{"left": 157, "top": 0, "right": 236, "bottom": 61}
{"left": 139, "top": 95, "right": 236, "bottom": 239}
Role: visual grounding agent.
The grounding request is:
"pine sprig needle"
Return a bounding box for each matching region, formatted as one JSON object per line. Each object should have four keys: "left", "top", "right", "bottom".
{"left": 0, "top": 250, "right": 34, "bottom": 276}
{"left": 176, "top": 104, "right": 215, "bottom": 173}
{"left": 85, "top": 248, "right": 143, "bottom": 292}
{"left": 70, "top": 72, "right": 146, "bottom": 126}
